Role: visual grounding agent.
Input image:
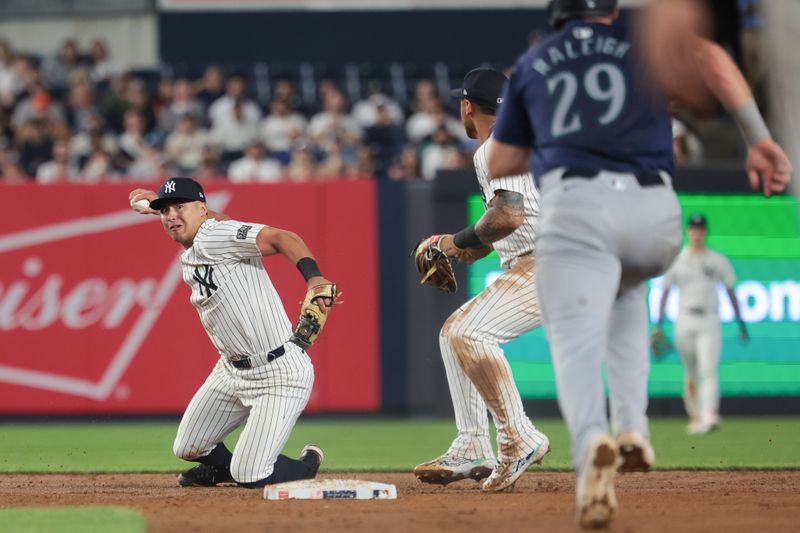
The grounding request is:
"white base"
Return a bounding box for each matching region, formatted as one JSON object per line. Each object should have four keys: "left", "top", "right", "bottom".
{"left": 264, "top": 479, "right": 398, "bottom": 500}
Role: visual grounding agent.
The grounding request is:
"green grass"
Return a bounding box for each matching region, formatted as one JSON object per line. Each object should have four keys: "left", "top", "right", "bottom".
{"left": 0, "top": 507, "right": 146, "bottom": 533}
{"left": 0, "top": 417, "right": 798, "bottom": 473}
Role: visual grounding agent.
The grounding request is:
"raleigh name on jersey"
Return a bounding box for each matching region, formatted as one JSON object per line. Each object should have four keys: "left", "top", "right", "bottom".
{"left": 180, "top": 218, "right": 293, "bottom": 359}
{"left": 474, "top": 136, "right": 541, "bottom": 268}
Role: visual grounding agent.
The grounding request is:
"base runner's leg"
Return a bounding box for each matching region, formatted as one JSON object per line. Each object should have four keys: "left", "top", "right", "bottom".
{"left": 230, "top": 345, "right": 315, "bottom": 485}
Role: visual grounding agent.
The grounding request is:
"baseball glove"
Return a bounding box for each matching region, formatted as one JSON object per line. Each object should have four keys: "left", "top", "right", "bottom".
{"left": 649, "top": 326, "right": 674, "bottom": 359}
{"left": 289, "top": 282, "right": 340, "bottom": 350}
{"left": 412, "top": 235, "right": 457, "bottom": 293}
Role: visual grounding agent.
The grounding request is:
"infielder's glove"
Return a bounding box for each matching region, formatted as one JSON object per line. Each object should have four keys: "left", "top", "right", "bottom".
{"left": 649, "top": 326, "right": 674, "bottom": 359}
{"left": 412, "top": 235, "right": 457, "bottom": 293}
{"left": 289, "top": 282, "right": 340, "bottom": 350}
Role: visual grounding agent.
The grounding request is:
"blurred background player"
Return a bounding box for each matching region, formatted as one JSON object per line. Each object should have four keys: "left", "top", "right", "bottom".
{"left": 129, "top": 178, "right": 334, "bottom": 488}
{"left": 487, "top": 0, "right": 790, "bottom": 528}
{"left": 654, "top": 213, "right": 749, "bottom": 435}
{"left": 413, "top": 67, "right": 549, "bottom": 492}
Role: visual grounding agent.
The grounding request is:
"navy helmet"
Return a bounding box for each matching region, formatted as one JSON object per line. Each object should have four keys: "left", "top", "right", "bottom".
{"left": 547, "top": 0, "right": 619, "bottom": 29}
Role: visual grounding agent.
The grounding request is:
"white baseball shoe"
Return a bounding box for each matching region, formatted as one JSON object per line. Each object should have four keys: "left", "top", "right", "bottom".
{"left": 482, "top": 431, "right": 550, "bottom": 492}
{"left": 616, "top": 431, "right": 655, "bottom": 473}
{"left": 576, "top": 434, "right": 620, "bottom": 529}
{"left": 414, "top": 453, "right": 495, "bottom": 485}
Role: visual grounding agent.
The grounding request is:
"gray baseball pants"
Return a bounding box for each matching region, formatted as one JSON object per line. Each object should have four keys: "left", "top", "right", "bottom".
{"left": 535, "top": 168, "right": 682, "bottom": 471}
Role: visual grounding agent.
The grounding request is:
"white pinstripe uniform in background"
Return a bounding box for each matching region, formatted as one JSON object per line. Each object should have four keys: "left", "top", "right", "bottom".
{"left": 172, "top": 218, "right": 314, "bottom": 484}
{"left": 421, "top": 136, "right": 549, "bottom": 486}
{"left": 662, "top": 248, "right": 736, "bottom": 433}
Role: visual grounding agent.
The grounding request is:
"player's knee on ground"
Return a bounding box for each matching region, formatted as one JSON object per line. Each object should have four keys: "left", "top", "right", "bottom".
{"left": 230, "top": 458, "right": 271, "bottom": 484}
{"left": 173, "top": 438, "right": 212, "bottom": 461}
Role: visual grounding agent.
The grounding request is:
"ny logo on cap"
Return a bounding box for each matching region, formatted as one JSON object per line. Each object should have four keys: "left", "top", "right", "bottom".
{"left": 165, "top": 180, "right": 176, "bottom": 193}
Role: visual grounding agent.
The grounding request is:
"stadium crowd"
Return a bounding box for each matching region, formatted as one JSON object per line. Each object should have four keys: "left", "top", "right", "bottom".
{"left": 0, "top": 38, "right": 482, "bottom": 184}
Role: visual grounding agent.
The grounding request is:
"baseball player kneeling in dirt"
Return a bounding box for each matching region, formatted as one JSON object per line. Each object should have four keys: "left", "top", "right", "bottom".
{"left": 128, "top": 177, "right": 339, "bottom": 488}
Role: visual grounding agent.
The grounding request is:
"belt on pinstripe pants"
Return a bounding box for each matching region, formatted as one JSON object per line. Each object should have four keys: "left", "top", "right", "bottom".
{"left": 229, "top": 345, "right": 286, "bottom": 370}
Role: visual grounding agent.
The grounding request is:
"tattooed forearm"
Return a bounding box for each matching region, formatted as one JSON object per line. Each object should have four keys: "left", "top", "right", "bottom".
{"left": 475, "top": 190, "right": 524, "bottom": 244}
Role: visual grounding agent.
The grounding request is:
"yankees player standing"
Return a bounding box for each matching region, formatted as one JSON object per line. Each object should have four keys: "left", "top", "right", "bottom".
{"left": 413, "top": 67, "right": 549, "bottom": 492}
{"left": 128, "top": 178, "right": 335, "bottom": 488}
{"left": 487, "top": 0, "right": 791, "bottom": 527}
{"left": 654, "top": 213, "right": 749, "bottom": 435}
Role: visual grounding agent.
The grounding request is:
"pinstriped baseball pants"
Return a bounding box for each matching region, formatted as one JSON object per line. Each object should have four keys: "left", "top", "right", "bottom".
{"left": 172, "top": 343, "right": 314, "bottom": 483}
{"left": 439, "top": 255, "right": 546, "bottom": 462}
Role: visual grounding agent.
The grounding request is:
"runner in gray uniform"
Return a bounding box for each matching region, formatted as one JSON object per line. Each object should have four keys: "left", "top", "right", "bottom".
{"left": 413, "top": 68, "right": 549, "bottom": 492}
{"left": 654, "top": 213, "right": 748, "bottom": 435}
{"left": 487, "top": 0, "right": 790, "bottom": 527}
{"left": 129, "top": 178, "right": 333, "bottom": 488}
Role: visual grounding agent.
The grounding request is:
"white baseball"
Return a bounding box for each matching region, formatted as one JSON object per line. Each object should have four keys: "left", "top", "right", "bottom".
{"left": 131, "top": 198, "right": 151, "bottom": 212}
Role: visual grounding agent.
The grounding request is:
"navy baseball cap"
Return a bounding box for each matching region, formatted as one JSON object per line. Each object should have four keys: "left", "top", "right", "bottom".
{"left": 149, "top": 177, "right": 206, "bottom": 211}
{"left": 449, "top": 67, "right": 507, "bottom": 111}
{"left": 687, "top": 213, "right": 708, "bottom": 228}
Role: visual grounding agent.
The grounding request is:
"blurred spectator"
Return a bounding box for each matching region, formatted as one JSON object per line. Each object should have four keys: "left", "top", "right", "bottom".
{"left": 17, "top": 119, "right": 54, "bottom": 177}
{"left": 208, "top": 73, "right": 261, "bottom": 129}
{"left": 316, "top": 138, "right": 349, "bottom": 179}
{"left": 0, "top": 41, "right": 22, "bottom": 108}
{"left": 78, "top": 143, "right": 113, "bottom": 182}
{"left": 286, "top": 144, "right": 317, "bottom": 182}
{"left": 65, "top": 81, "right": 99, "bottom": 133}
{"left": 41, "top": 39, "right": 86, "bottom": 93}
{"left": 36, "top": 139, "right": 79, "bottom": 183}
{"left": 228, "top": 141, "right": 283, "bottom": 183}
{"left": 209, "top": 97, "right": 260, "bottom": 167}
{"left": 364, "top": 102, "right": 405, "bottom": 178}
{"left": 672, "top": 118, "right": 704, "bottom": 166}
{"left": 406, "top": 98, "right": 463, "bottom": 143}
{"left": 164, "top": 115, "right": 208, "bottom": 174}
{"left": 118, "top": 109, "right": 149, "bottom": 164}
{"left": 194, "top": 146, "right": 222, "bottom": 181}
{"left": 307, "top": 89, "right": 361, "bottom": 154}
{"left": 157, "top": 77, "right": 204, "bottom": 133}
{"left": 1, "top": 160, "right": 27, "bottom": 183}
{"left": 194, "top": 65, "right": 226, "bottom": 111}
{"left": 69, "top": 112, "right": 118, "bottom": 163}
{"left": 11, "top": 83, "right": 64, "bottom": 130}
{"left": 128, "top": 134, "right": 169, "bottom": 181}
{"left": 417, "top": 124, "right": 463, "bottom": 180}
{"left": 274, "top": 79, "right": 304, "bottom": 113}
{"left": 259, "top": 98, "right": 307, "bottom": 164}
{"left": 352, "top": 81, "right": 404, "bottom": 128}
{"left": 87, "top": 39, "right": 123, "bottom": 84}
{"left": 387, "top": 145, "right": 420, "bottom": 180}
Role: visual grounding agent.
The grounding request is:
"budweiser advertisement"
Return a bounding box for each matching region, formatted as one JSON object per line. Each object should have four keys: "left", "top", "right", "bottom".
{"left": 0, "top": 182, "right": 380, "bottom": 414}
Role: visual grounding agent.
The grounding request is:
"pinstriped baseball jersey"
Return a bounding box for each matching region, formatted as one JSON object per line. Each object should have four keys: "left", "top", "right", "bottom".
{"left": 473, "top": 137, "right": 540, "bottom": 268}
{"left": 182, "top": 218, "right": 292, "bottom": 359}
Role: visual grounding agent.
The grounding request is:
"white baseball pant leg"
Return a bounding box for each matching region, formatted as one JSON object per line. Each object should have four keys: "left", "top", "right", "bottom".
{"left": 440, "top": 255, "right": 545, "bottom": 461}
{"left": 228, "top": 344, "right": 314, "bottom": 483}
{"left": 676, "top": 316, "right": 721, "bottom": 425}
{"left": 173, "top": 359, "right": 249, "bottom": 463}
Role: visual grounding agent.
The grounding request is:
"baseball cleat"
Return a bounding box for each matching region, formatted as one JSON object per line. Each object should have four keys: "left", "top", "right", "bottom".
{"left": 616, "top": 431, "right": 656, "bottom": 473}
{"left": 300, "top": 444, "right": 325, "bottom": 477}
{"left": 177, "top": 463, "right": 235, "bottom": 487}
{"left": 414, "top": 454, "right": 495, "bottom": 485}
{"left": 576, "top": 434, "right": 620, "bottom": 529}
{"left": 482, "top": 432, "right": 550, "bottom": 492}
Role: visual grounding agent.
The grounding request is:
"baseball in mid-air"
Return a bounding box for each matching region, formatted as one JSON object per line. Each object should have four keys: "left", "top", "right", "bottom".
{"left": 131, "top": 198, "right": 151, "bottom": 212}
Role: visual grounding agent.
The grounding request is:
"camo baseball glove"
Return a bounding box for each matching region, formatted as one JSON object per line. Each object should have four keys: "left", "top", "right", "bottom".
{"left": 649, "top": 326, "right": 674, "bottom": 359}
{"left": 289, "top": 282, "right": 340, "bottom": 350}
{"left": 412, "top": 235, "right": 457, "bottom": 294}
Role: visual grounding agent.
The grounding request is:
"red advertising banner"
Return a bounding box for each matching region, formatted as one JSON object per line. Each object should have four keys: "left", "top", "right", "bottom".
{"left": 0, "top": 181, "right": 380, "bottom": 414}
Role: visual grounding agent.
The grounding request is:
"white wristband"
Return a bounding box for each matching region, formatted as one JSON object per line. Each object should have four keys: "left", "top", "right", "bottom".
{"left": 733, "top": 99, "right": 771, "bottom": 146}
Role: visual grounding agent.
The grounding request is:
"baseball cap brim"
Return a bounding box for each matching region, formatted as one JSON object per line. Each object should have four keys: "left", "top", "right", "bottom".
{"left": 449, "top": 88, "right": 465, "bottom": 99}
{"left": 149, "top": 196, "right": 202, "bottom": 211}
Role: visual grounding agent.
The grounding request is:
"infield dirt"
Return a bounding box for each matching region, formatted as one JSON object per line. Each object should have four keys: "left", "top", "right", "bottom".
{"left": 1, "top": 471, "right": 798, "bottom": 532}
